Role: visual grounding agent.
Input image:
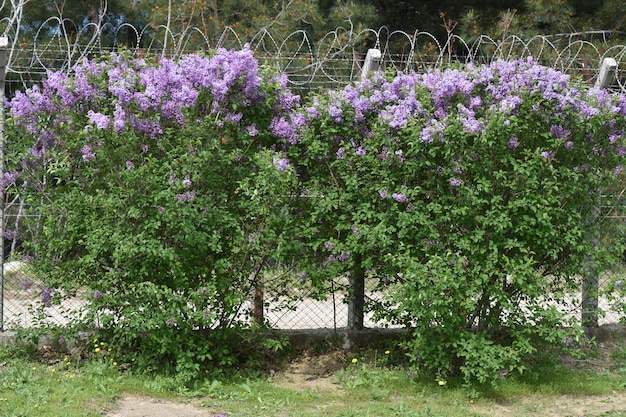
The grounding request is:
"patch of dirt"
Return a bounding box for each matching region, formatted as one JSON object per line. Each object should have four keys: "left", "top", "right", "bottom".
{"left": 470, "top": 393, "right": 626, "bottom": 417}
{"left": 271, "top": 350, "right": 346, "bottom": 391}
{"left": 103, "top": 394, "right": 214, "bottom": 417}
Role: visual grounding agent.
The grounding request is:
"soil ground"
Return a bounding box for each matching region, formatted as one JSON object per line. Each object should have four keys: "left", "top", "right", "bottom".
{"left": 104, "top": 346, "right": 626, "bottom": 417}
{"left": 106, "top": 395, "right": 208, "bottom": 417}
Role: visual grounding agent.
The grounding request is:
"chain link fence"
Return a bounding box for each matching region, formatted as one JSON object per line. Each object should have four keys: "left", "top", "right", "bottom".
{"left": 3, "top": 24, "right": 626, "bottom": 331}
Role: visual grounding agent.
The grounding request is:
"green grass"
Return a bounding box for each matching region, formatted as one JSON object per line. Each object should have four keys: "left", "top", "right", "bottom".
{"left": 2, "top": 343, "right": 626, "bottom": 417}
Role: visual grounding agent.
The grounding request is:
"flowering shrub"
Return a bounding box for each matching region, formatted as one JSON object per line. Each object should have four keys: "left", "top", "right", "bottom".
{"left": 6, "top": 46, "right": 626, "bottom": 387}
{"left": 5, "top": 46, "right": 300, "bottom": 381}
{"left": 284, "top": 57, "right": 626, "bottom": 386}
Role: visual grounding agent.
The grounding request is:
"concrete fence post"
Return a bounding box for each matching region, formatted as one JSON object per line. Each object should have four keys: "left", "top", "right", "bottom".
{"left": 361, "top": 48, "right": 382, "bottom": 82}
{"left": 595, "top": 57, "right": 617, "bottom": 89}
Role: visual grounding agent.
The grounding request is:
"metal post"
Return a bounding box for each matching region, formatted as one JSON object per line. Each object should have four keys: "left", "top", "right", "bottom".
{"left": 582, "top": 196, "right": 601, "bottom": 329}
{"left": 0, "top": 36, "right": 8, "bottom": 332}
{"left": 347, "top": 253, "right": 365, "bottom": 330}
{"left": 582, "top": 263, "right": 598, "bottom": 328}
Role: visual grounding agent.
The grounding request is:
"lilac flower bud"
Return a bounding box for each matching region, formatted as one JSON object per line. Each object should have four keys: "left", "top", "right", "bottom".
{"left": 247, "top": 124, "right": 259, "bottom": 137}
{"left": 3, "top": 229, "right": 17, "bottom": 240}
{"left": 87, "top": 110, "right": 111, "bottom": 130}
{"left": 328, "top": 105, "right": 343, "bottom": 123}
{"left": 392, "top": 193, "right": 408, "bottom": 203}
{"left": 0, "top": 171, "right": 19, "bottom": 191}
{"left": 40, "top": 287, "right": 53, "bottom": 307}
{"left": 80, "top": 145, "right": 96, "bottom": 161}
{"left": 273, "top": 157, "right": 289, "bottom": 171}
{"left": 176, "top": 190, "right": 196, "bottom": 203}
{"left": 450, "top": 178, "right": 462, "bottom": 187}
{"left": 19, "top": 278, "right": 34, "bottom": 291}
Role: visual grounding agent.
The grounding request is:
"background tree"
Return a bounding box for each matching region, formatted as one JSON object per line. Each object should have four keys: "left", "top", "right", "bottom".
{"left": 4, "top": 0, "right": 624, "bottom": 48}
{"left": 594, "top": 0, "right": 626, "bottom": 33}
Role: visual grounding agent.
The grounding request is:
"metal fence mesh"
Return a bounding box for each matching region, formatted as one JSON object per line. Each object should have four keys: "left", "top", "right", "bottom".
{"left": 3, "top": 25, "right": 626, "bottom": 331}
{"left": 2, "top": 253, "right": 88, "bottom": 330}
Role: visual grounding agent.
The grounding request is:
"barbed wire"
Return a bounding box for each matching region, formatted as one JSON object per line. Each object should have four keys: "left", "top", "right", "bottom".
{"left": 3, "top": 20, "right": 626, "bottom": 93}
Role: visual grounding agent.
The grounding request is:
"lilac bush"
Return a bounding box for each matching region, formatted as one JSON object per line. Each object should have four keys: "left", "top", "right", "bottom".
{"left": 284, "top": 57, "right": 626, "bottom": 386}
{"left": 7, "top": 46, "right": 626, "bottom": 387}
{"left": 5, "top": 46, "right": 301, "bottom": 381}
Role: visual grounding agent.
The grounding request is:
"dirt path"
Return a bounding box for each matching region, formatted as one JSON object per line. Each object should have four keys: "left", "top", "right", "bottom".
{"left": 470, "top": 393, "right": 626, "bottom": 416}
{"left": 104, "top": 394, "right": 215, "bottom": 417}
{"left": 105, "top": 390, "right": 626, "bottom": 417}
{"left": 108, "top": 391, "right": 626, "bottom": 417}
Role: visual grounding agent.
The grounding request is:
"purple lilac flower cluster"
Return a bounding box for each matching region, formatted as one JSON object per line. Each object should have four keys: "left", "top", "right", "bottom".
{"left": 281, "top": 57, "right": 626, "bottom": 202}
{"left": 8, "top": 45, "right": 300, "bottom": 182}
{"left": 289, "top": 56, "right": 625, "bottom": 146}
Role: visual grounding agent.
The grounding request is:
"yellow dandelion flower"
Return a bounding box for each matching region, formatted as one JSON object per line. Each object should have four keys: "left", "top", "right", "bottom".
{"left": 351, "top": 358, "right": 358, "bottom": 364}
{"left": 385, "top": 350, "right": 390, "bottom": 355}
{"left": 438, "top": 380, "right": 446, "bottom": 386}
{"left": 95, "top": 347, "right": 101, "bottom": 353}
